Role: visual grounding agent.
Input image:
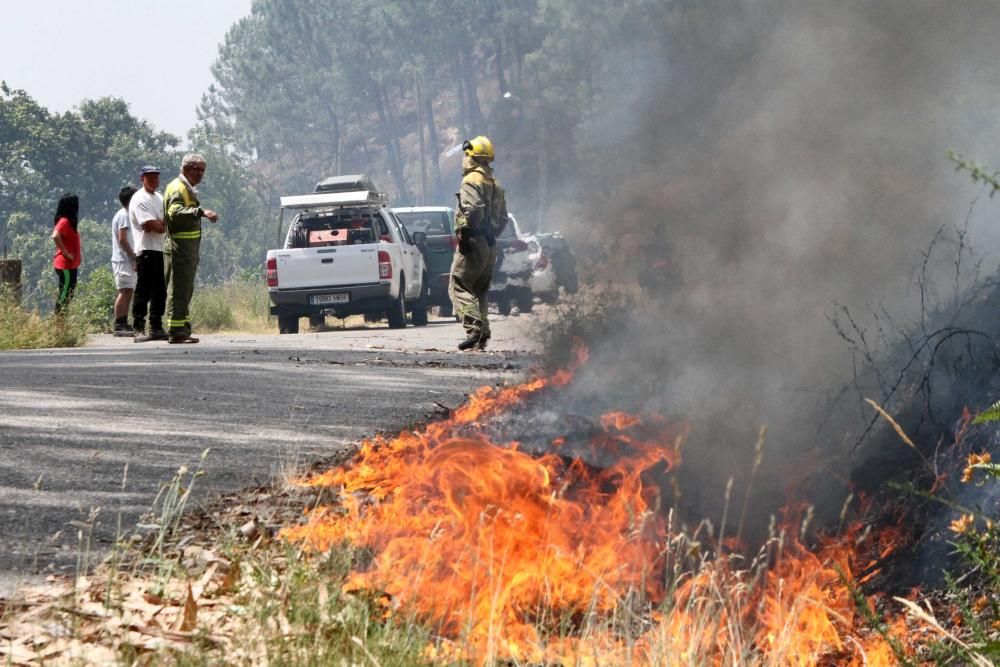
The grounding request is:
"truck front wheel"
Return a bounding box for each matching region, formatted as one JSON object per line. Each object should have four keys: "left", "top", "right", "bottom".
{"left": 278, "top": 314, "right": 300, "bottom": 334}
{"left": 387, "top": 278, "right": 407, "bottom": 329}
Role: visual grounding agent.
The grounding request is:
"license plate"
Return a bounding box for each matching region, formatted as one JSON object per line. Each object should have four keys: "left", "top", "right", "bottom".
{"left": 310, "top": 293, "right": 349, "bottom": 305}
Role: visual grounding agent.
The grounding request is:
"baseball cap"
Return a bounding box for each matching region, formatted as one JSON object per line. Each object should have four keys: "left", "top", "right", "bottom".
{"left": 139, "top": 165, "right": 160, "bottom": 177}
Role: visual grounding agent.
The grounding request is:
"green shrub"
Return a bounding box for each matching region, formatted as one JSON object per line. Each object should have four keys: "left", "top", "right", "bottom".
{"left": 913, "top": 452, "right": 1000, "bottom": 664}
{"left": 69, "top": 265, "right": 117, "bottom": 333}
{"left": 191, "top": 287, "right": 236, "bottom": 331}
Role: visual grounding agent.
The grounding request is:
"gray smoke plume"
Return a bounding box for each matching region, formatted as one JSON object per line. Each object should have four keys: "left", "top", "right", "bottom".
{"left": 541, "top": 0, "right": 1000, "bottom": 536}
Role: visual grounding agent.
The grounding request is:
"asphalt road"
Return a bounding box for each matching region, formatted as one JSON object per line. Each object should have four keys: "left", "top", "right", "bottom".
{"left": 0, "top": 315, "right": 537, "bottom": 595}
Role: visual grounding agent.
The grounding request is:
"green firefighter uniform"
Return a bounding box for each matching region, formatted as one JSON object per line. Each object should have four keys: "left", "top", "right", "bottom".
{"left": 449, "top": 156, "right": 508, "bottom": 342}
{"left": 163, "top": 176, "right": 203, "bottom": 337}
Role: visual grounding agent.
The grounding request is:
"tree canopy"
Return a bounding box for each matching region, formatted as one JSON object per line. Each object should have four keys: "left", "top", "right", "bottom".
{"left": 0, "top": 83, "right": 266, "bottom": 305}
{"left": 0, "top": 83, "right": 181, "bottom": 302}
{"left": 195, "top": 0, "right": 683, "bottom": 221}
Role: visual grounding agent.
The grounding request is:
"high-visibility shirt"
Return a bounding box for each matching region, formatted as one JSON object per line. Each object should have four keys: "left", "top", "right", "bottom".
{"left": 163, "top": 176, "right": 202, "bottom": 241}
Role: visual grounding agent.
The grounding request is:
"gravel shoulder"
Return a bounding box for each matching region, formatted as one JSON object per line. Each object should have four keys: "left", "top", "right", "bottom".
{"left": 0, "top": 313, "right": 538, "bottom": 595}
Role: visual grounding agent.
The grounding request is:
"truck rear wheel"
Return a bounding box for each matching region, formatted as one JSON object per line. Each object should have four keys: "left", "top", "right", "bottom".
{"left": 496, "top": 297, "right": 512, "bottom": 316}
{"left": 387, "top": 278, "right": 407, "bottom": 329}
{"left": 308, "top": 314, "right": 325, "bottom": 330}
{"left": 516, "top": 287, "right": 534, "bottom": 313}
{"left": 278, "top": 314, "right": 300, "bottom": 334}
{"left": 562, "top": 269, "right": 579, "bottom": 294}
{"left": 411, "top": 275, "right": 429, "bottom": 327}
{"left": 438, "top": 302, "right": 453, "bottom": 318}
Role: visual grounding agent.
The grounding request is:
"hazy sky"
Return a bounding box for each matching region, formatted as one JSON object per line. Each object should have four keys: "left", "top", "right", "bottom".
{"left": 0, "top": 1, "right": 252, "bottom": 140}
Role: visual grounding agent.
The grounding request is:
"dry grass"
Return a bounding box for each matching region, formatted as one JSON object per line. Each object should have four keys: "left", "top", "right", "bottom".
{"left": 0, "top": 504, "right": 912, "bottom": 666}
{"left": 0, "top": 466, "right": 432, "bottom": 666}
{"left": 190, "top": 280, "right": 271, "bottom": 334}
{"left": 0, "top": 298, "right": 88, "bottom": 350}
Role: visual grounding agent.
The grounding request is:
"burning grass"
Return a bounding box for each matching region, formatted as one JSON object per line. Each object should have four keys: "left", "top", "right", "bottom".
{"left": 278, "top": 342, "right": 920, "bottom": 665}
{"left": 2, "top": 342, "right": 991, "bottom": 665}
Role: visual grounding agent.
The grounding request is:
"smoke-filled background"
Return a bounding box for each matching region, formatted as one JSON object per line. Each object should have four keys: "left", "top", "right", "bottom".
{"left": 533, "top": 0, "right": 1000, "bottom": 533}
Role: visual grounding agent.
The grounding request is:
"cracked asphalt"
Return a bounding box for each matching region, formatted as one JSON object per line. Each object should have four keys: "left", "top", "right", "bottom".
{"left": 0, "top": 314, "right": 537, "bottom": 595}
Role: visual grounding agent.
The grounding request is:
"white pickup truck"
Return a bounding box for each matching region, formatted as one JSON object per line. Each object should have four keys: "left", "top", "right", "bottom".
{"left": 265, "top": 178, "right": 428, "bottom": 334}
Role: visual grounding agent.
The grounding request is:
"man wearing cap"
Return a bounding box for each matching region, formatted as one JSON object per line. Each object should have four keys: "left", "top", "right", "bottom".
{"left": 129, "top": 165, "right": 169, "bottom": 342}
{"left": 163, "top": 153, "right": 218, "bottom": 344}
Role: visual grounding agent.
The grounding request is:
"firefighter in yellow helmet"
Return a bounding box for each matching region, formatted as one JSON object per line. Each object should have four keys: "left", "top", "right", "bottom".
{"left": 449, "top": 135, "right": 508, "bottom": 350}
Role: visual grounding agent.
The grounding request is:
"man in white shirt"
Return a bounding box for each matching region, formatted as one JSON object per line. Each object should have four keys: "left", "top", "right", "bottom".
{"left": 129, "top": 165, "right": 168, "bottom": 342}
{"left": 111, "top": 186, "right": 138, "bottom": 336}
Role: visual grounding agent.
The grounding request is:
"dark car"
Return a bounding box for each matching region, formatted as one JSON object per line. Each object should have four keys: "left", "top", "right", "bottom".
{"left": 533, "top": 231, "right": 578, "bottom": 296}
{"left": 490, "top": 213, "right": 535, "bottom": 315}
{"left": 393, "top": 206, "right": 456, "bottom": 316}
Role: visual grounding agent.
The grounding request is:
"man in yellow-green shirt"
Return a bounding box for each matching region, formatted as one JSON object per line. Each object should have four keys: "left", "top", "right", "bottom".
{"left": 163, "top": 153, "right": 218, "bottom": 344}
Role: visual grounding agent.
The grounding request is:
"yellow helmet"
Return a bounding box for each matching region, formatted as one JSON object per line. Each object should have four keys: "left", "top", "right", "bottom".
{"left": 462, "top": 135, "right": 495, "bottom": 161}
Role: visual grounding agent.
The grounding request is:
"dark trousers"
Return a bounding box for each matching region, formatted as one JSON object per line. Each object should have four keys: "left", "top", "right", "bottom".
{"left": 132, "top": 250, "right": 166, "bottom": 332}
{"left": 54, "top": 268, "right": 77, "bottom": 315}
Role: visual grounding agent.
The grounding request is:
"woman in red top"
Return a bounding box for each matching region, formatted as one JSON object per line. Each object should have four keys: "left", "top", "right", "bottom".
{"left": 51, "top": 193, "right": 81, "bottom": 314}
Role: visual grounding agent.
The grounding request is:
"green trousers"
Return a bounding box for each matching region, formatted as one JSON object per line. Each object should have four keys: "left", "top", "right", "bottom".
{"left": 449, "top": 236, "right": 497, "bottom": 338}
{"left": 164, "top": 236, "right": 200, "bottom": 336}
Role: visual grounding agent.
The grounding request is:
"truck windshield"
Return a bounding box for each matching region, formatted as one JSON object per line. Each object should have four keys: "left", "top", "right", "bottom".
{"left": 396, "top": 211, "right": 452, "bottom": 236}
{"left": 286, "top": 209, "right": 378, "bottom": 248}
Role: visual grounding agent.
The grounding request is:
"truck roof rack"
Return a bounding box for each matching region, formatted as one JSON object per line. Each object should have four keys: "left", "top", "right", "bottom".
{"left": 315, "top": 174, "right": 379, "bottom": 194}
{"left": 280, "top": 190, "right": 388, "bottom": 210}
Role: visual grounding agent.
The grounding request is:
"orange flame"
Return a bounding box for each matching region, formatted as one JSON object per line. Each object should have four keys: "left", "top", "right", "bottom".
{"left": 282, "top": 342, "right": 915, "bottom": 664}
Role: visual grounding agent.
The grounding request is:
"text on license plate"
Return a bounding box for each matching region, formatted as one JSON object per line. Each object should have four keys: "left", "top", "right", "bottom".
{"left": 310, "top": 293, "right": 349, "bottom": 305}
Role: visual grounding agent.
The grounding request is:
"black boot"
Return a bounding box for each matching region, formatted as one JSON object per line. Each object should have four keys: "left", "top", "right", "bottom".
{"left": 112, "top": 318, "right": 135, "bottom": 337}
{"left": 458, "top": 330, "right": 481, "bottom": 351}
{"left": 477, "top": 332, "right": 491, "bottom": 350}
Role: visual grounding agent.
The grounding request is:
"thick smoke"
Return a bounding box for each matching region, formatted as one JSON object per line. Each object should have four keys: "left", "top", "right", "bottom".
{"left": 544, "top": 0, "right": 1000, "bottom": 536}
